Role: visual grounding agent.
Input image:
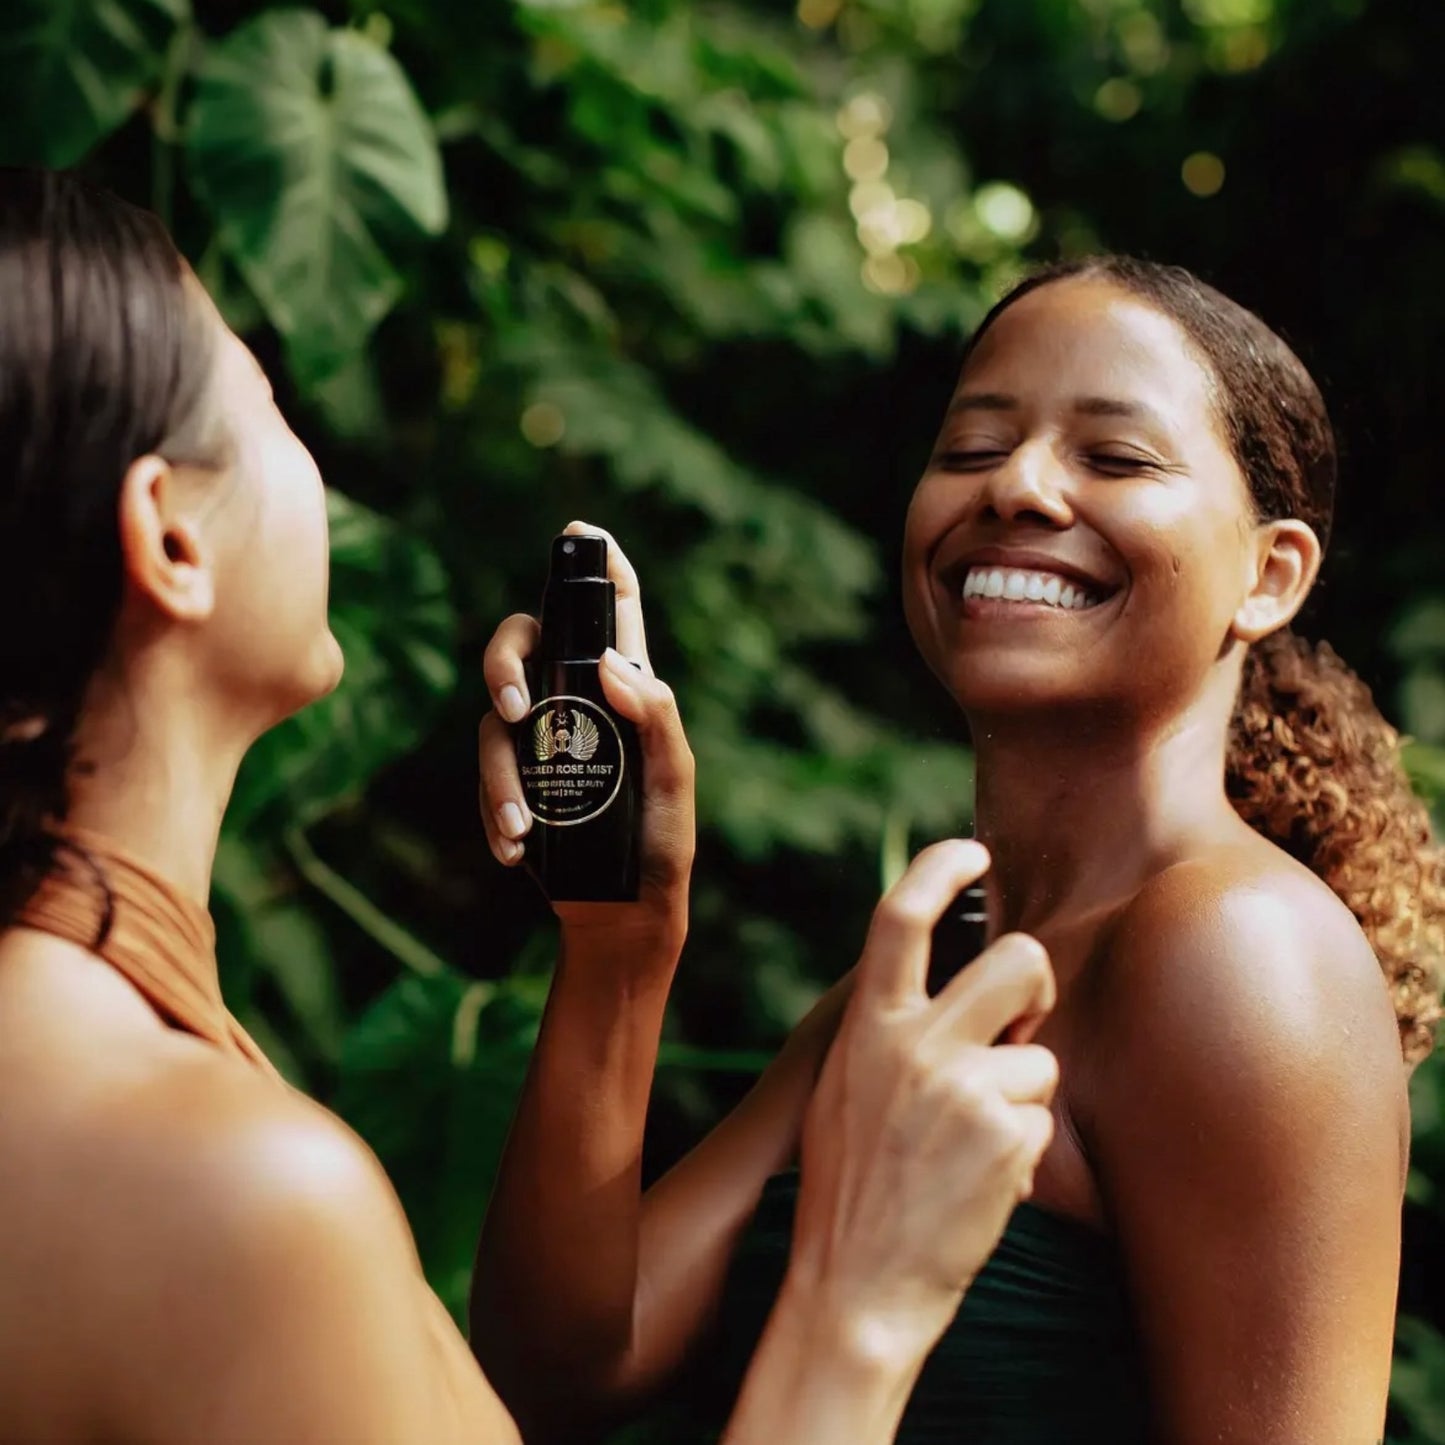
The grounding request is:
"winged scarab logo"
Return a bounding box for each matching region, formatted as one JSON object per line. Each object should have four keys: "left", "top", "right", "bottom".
{"left": 533, "top": 707, "right": 601, "bottom": 763}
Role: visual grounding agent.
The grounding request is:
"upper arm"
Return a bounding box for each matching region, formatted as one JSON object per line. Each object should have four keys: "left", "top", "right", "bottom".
{"left": 92, "top": 1078, "right": 508, "bottom": 1445}
{"left": 1088, "top": 869, "right": 1407, "bottom": 1445}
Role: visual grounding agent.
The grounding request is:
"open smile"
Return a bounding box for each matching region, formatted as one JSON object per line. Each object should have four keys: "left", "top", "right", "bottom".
{"left": 961, "top": 564, "right": 1105, "bottom": 612}
{"left": 935, "top": 547, "right": 1125, "bottom": 624}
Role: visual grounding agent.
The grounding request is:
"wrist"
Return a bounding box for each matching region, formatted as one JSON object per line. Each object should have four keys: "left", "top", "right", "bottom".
{"left": 724, "top": 1271, "right": 926, "bottom": 1445}
{"left": 774, "top": 1266, "right": 941, "bottom": 1385}
{"left": 557, "top": 907, "right": 687, "bottom": 979}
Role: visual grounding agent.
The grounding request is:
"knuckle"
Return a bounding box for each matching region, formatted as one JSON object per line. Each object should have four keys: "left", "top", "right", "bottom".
{"left": 997, "top": 931, "right": 1050, "bottom": 972}
{"left": 1026, "top": 1108, "right": 1056, "bottom": 1160}
{"left": 672, "top": 749, "right": 697, "bottom": 789}
{"left": 1033, "top": 1049, "right": 1061, "bottom": 1099}
{"left": 1010, "top": 1041, "right": 1059, "bottom": 1088}
{"left": 944, "top": 1067, "right": 991, "bottom": 1119}
{"left": 877, "top": 894, "right": 932, "bottom": 934}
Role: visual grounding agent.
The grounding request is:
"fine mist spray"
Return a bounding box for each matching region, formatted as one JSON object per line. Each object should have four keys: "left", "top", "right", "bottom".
{"left": 515, "top": 534, "right": 641, "bottom": 902}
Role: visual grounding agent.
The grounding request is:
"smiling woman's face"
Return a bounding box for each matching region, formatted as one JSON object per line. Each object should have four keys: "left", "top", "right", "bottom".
{"left": 903, "top": 276, "right": 1267, "bottom": 725}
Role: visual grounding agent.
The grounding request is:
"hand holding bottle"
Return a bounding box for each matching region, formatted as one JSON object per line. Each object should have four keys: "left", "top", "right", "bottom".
{"left": 784, "top": 838, "right": 1058, "bottom": 1375}
{"left": 478, "top": 522, "right": 694, "bottom": 937}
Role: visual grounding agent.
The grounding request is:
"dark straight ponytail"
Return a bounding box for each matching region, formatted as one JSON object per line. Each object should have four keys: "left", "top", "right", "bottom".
{"left": 0, "top": 168, "right": 228, "bottom": 929}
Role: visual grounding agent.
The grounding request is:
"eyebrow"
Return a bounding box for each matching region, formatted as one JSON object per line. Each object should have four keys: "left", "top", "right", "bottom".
{"left": 947, "top": 392, "right": 1016, "bottom": 415}
{"left": 948, "top": 392, "right": 1168, "bottom": 430}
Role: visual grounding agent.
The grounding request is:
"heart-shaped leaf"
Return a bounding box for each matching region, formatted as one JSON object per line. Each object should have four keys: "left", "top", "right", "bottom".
{"left": 226, "top": 489, "right": 457, "bottom": 835}
{"left": 0, "top": 0, "right": 187, "bottom": 167}
{"left": 186, "top": 7, "right": 447, "bottom": 386}
{"left": 333, "top": 972, "right": 541, "bottom": 1321}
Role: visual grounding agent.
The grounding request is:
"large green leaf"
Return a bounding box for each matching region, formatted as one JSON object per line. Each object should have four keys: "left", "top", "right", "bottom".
{"left": 226, "top": 489, "right": 457, "bottom": 834}
{"left": 186, "top": 7, "right": 447, "bottom": 386}
{"left": 211, "top": 835, "right": 348, "bottom": 1073}
{"left": 332, "top": 972, "right": 542, "bottom": 1322}
{"left": 0, "top": 0, "right": 187, "bottom": 167}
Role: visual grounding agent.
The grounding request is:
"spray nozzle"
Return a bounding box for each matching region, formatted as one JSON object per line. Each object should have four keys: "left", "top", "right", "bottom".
{"left": 552, "top": 533, "right": 608, "bottom": 581}
{"left": 539, "top": 533, "right": 616, "bottom": 660}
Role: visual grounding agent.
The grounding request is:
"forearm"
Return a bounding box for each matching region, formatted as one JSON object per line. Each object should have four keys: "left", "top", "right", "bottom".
{"left": 721, "top": 1272, "right": 927, "bottom": 1445}
{"left": 469, "top": 919, "right": 681, "bottom": 1422}
{"left": 622, "top": 980, "right": 852, "bottom": 1392}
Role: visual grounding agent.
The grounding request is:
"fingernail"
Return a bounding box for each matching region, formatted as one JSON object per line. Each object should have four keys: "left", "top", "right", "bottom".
{"left": 499, "top": 685, "right": 527, "bottom": 723}
{"left": 499, "top": 838, "right": 523, "bottom": 864}
{"left": 498, "top": 802, "right": 527, "bottom": 839}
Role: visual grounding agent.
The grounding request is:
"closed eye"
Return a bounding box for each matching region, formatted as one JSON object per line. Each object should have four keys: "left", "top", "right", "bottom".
{"left": 934, "top": 449, "right": 1009, "bottom": 471}
{"left": 1085, "top": 452, "right": 1158, "bottom": 475}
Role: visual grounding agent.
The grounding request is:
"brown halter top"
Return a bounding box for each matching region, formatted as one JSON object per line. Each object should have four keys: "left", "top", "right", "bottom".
{"left": 8, "top": 825, "right": 508, "bottom": 1438}
{"left": 13, "top": 826, "right": 279, "bottom": 1077}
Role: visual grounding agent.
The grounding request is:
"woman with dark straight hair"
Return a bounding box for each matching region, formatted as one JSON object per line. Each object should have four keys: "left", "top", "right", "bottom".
{"left": 475, "top": 257, "right": 1444, "bottom": 1443}
{"left": 0, "top": 167, "right": 1061, "bottom": 1444}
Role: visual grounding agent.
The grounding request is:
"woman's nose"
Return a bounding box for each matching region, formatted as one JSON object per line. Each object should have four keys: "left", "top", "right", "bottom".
{"left": 979, "top": 440, "right": 1074, "bottom": 529}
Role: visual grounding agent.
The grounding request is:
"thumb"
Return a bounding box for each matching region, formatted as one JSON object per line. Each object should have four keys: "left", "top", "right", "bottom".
{"left": 598, "top": 649, "right": 693, "bottom": 795}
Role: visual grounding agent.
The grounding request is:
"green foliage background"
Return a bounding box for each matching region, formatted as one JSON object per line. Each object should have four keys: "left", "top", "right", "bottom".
{"left": 4, "top": 0, "right": 1445, "bottom": 1437}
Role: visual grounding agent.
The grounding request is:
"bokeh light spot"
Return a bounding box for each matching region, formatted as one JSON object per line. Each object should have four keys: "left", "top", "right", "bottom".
{"left": 974, "top": 182, "right": 1037, "bottom": 241}
{"left": 521, "top": 402, "right": 566, "bottom": 448}
{"left": 1181, "top": 151, "right": 1226, "bottom": 197}
{"left": 861, "top": 253, "right": 916, "bottom": 296}
{"left": 1095, "top": 78, "right": 1143, "bottom": 122}
{"left": 848, "top": 179, "right": 894, "bottom": 220}
{"left": 835, "top": 92, "right": 892, "bottom": 139}
{"left": 844, "top": 136, "right": 890, "bottom": 182}
{"left": 797, "top": 0, "right": 843, "bottom": 28}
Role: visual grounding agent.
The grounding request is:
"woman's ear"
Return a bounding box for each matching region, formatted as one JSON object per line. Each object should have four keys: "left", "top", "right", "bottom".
{"left": 1231, "top": 518, "right": 1321, "bottom": 643}
{"left": 116, "top": 455, "right": 215, "bottom": 623}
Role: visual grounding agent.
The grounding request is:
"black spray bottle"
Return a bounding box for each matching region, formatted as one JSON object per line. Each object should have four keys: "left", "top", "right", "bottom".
{"left": 515, "top": 534, "right": 641, "bottom": 902}
{"left": 927, "top": 877, "right": 989, "bottom": 996}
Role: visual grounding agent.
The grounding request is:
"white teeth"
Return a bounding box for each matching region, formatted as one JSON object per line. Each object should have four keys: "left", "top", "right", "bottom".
{"left": 961, "top": 566, "right": 1099, "bottom": 612}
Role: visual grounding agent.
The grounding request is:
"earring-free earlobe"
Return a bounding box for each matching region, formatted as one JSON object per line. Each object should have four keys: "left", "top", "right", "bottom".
{"left": 116, "top": 456, "right": 217, "bottom": 624}
{"left": 1231, "top": 518, "right": 1321, "bottom": 644}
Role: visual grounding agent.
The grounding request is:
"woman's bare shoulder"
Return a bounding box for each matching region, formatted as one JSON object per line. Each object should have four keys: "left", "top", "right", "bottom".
{"left": 0, "top": 927, "right": 411, "bottom": 1252}
{"left": 1102, "top": 842, "right": 1393, "bottom": 1028}
{"left": 1087, "top": 841, "right": 1407, "bottom": 1142}
{"left": 0, "top": 933, "right": 437, "bottom": 1438}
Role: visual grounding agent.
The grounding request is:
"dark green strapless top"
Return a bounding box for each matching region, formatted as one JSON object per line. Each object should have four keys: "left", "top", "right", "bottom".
{"left": 669, "top": 1169, "right": 1152, "bottom": 1444}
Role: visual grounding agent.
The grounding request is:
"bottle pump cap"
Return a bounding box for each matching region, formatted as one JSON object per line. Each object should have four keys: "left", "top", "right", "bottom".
{"left": 538, "top": 534, "right": 616, "bottom": 661}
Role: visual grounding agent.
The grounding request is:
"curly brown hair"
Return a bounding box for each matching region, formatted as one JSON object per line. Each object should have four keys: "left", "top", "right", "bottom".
{"left": 969, "top": 257, "right": 1444, "bottom": 1066}
{"left": 1230, "top": 632, "right": 1445, "bottom": 1064}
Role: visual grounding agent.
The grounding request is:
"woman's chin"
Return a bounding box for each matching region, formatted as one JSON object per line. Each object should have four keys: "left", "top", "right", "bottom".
{"left": 268, "top": 633, "right": 346, "bottom": 722}
{"left": 940, "top": 657, "right": 1098, "bottom": 719}
{"left": 313, "top": 630, "right": 346, "bottom": 700}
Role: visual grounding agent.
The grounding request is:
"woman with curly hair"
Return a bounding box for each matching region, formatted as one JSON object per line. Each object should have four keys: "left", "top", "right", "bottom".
{"left": 475, "top": 257, "right": 1445, "bottom": 1443}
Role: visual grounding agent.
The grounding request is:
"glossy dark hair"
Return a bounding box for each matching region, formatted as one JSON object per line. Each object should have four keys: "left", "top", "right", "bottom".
{"left": 0, "top": 168, "right": 229, "bottom": 928}
{"left": 966, "top": 257, "right": 1442, "bottom": 1064}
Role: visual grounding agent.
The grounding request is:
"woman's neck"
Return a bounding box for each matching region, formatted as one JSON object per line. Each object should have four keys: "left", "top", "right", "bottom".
{"left": 61, "top": 667, "right": 248, "bottom": 909}
{"left": 969, "top": 686, "right": 1244, "bottom": 935}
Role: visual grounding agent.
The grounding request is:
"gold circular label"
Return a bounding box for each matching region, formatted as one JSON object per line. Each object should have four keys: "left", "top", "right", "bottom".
{"left": 517, "top": 695, "right": 627, "bottom": 826}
